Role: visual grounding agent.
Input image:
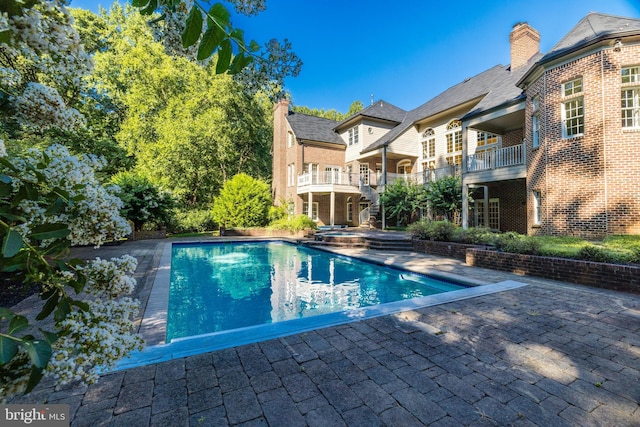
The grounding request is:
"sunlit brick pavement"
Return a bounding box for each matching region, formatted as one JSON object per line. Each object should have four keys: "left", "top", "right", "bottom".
{"left": 9, "top": 237, "right": 640, "bottom": 426}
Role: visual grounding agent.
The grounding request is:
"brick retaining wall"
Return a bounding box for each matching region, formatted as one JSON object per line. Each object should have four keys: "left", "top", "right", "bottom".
{"left": 411, "top": 240, "right": 477, "bottom": 261}
{"left": 466, "top": 248, "right": 640, "bottom": 294}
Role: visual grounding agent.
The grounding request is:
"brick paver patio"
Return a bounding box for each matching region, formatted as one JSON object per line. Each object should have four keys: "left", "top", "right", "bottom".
{"left": 9, "top": 237, "right": 640, "bottom": 426}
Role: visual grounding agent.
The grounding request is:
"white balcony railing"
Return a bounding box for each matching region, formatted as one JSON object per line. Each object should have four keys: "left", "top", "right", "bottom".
{"left": 466, "top": 143, "right": 525, "bottom": 172}
{"left": 297, "top": 172, "right": 360, "bottom": 188}
{"left": 298, "top": 166, "right": 460, "bottom": 190}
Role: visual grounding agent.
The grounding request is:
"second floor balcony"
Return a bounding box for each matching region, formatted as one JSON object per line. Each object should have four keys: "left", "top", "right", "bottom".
{"left": 297, "top": 165, "right": 460, "bottom": 194}
{"left": 466, "top": 143, "right": 525, "bottom": 172}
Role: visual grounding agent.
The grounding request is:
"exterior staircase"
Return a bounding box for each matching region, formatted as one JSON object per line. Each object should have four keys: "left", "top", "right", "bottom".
{"left": 359, "top": 181, "right": 380, "bottom": 228}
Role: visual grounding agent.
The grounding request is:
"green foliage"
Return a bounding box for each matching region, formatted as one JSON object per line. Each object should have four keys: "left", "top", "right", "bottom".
{"left": 171, "top": 208, "right": 216, "bottom": 233}
{"left": 577, "top": 244, "right": 612, "bottom": 263}
{"left": 494, "top": 232, "right": 541, "bottom": 255}
{"left": 111, "top": 171, "right": 176, "bottom": 231}
{"left": 212, "top": 174, "right": 271, "bottom": 227}
{"left": 89, "top": 5, "right": 273, "bottom": 207}
{"left": 427, "top": 175, "right": 463, "bottom": 223}
{"left": 268, "top": 215, "right": 317, "bottom": 232}
{"left": 451, "top": 226, "right": 495, "bottom": 244}
{"left": 292, "top": 100, "right": 363, "bottom": 121}
{"left": 268, "top": 203, "right": 289, "bottom": 223}
{"left": 380, "top": 180, "right": 429, "bottom": 226}
{"left": 407, "top": 220, "right": 457, "bottom": 241}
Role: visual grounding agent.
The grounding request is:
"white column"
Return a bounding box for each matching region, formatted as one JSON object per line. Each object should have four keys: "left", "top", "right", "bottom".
{"left": 330, "top": 191, "right": 335, "bottom": 227}
{"left": 462, "top": 184, "right": 469, "bottom": 229}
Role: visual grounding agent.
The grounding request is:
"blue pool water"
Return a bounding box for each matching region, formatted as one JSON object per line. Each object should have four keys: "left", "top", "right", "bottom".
{"left": 167, "top": 241, "right": 467, "bottom": 342}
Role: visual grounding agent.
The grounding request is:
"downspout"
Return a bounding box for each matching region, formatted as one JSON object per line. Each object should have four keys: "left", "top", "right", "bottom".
{"left": 461, "top": 122, "right": 469, "bottom": 229}
{"left": 601, "top": 50, "right": 608, "bottom": 235}
{"left": 382, "top": 145, "right": 387, "bottom": 230}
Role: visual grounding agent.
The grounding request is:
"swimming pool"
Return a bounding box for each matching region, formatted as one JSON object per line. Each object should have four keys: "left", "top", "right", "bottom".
{"left": 115, "top": 239, "right": 527, "bottom": 370}
{"left": 167, "top": 241, "right": 466, "bottom": 342}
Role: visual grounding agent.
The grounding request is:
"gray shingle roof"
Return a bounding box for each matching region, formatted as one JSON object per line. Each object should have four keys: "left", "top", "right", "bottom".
{"left": 361, "top": 65, "right": 510, "bottom": 154}
{"left": 518, "top": 13, "right": 640, "bottom": 86}
{"left": 335, "top": 100, "right": 407, "bottom": 129}
{"left": 287, "top": 112, "right": 344, "bottom": 145}
{"left": 549, "top": 12, "right": 640, "bottom": 56}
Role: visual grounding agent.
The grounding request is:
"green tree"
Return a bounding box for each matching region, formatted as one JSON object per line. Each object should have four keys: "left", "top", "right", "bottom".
{"left": 427, "top": 175, "right": 463, "bottom": 224}
{"left": 212, "top": 174, "right": 271, "bottom": 228}
{"left": 292, "top": 100, "right": 364, "bottom": 121}
{"left": 380, "top": 180, "right": 429, "bottom": 226}
{"left": 88, "top": 4, "right": 272, "bottom": 207}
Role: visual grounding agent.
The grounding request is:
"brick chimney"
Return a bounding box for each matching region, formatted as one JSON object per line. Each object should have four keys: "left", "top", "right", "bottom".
{"left": 510, "top": 22, "right": 540, "bottom": 70}
{"left": 272, "top": 99, "right": 290, "bottom": 203}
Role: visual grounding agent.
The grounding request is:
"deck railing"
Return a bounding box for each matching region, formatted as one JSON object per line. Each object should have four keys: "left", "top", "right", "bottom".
{"left": 466, "top": 143, "right": 525, "bottom": 172}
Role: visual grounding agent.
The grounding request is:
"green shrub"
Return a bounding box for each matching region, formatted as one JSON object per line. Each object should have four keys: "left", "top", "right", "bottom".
{"left": 171, "top": 208, "right": 216, "bottom": 233}
{"left": 268, "top": 203, "right": 289, "bottom": 223}
{"left": 494, "top": 232, "right": 541, "bottom": 255}
{"left": 408, "top": 220, "right": 456, "bottom": 241}
{"left": 452, "top": 226, "right": 495, "bottom": 244}
{"left": 269, "top": 215, "right": 317, "bottom": 232}
{"left": 578, "top": 244, "right": 614, "bottom": 263}
{"left": 212, "top": 174, "right": 272, "bottom": 228}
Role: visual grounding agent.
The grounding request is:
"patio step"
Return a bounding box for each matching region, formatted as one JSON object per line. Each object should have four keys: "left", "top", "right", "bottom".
{"left": 304, "top": 233, "right": 412, "bottom": 251}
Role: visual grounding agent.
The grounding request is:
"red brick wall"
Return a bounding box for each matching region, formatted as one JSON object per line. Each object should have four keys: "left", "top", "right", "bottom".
{"left": 525, "top": 43, "right": 640, "bottom": 238}
{"left": 467, "top": 248, "right": 640, "bottom": 294}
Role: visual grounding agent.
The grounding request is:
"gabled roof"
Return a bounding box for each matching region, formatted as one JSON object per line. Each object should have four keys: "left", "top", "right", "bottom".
{"left": 463, "top": 53, "right": 542, "bottom": 120}
{"left": 361, "top": 65, "right": 509, "bottom": 154}
{"left": 335, "top": 100, "right": 407, "bottom": 130}
{"left": 550, "top": 12, "right": 640, "bottom": 55}
{"left": 286, "top": 112, "right": 343, "bottom": 145}
{"left": 519, "top": 13, "right": 640, "bottom": 86}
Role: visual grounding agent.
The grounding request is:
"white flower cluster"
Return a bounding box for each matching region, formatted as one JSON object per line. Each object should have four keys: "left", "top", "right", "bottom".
{"left": 10, "top": 144, "right": 131, "bottom": 247}
{"left": 79, "top": 255, "right": 138, "bottom": 298}
{"left": 14, "top": 82, "right": 85, "bottom": 132}
{"left": 1, "top": 0, "right": 93, "bottom": 132}
{"left": 152, "top": 4, "right": 199, "bottom": 60}
{"left": 47, "top": 280, "right": 144, "bottom": 385}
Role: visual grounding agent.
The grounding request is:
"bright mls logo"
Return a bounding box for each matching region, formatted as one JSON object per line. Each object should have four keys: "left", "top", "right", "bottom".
{"left": 2, "top": 405, "right": 69, "bottom": 426}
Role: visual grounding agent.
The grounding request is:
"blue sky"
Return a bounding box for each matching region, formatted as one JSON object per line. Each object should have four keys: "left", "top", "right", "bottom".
{"left": 72, "top": 0, "right": 639, "bottom": 113}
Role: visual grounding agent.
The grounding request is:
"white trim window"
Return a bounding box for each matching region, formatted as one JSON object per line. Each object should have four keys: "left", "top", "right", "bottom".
{"left": 562, "top": 77, "right": 584, "bottom": 138}
{"left": 346, "top": 197, "right": 353, "bottom": 222}
{"left": 421, "top": 128, "right": 435, "bottom": 159}
{"left": 359, "top": 163, "right": 370, "bottom": 185}
{"left": 348, "top": 126, "right": 359, "bottom": 146}
{"left": 302, "top": 202, "right": 318, "bottom": 221}
{"left": 622, "top": 66, "right": 640, "bottom": 129}
{"left": 533, "top": 190, "right": 542, "bottom": 226}
{"left": 287, "top": 131, "right": 294, "bottom": 147}
{"left": 532, "top": 95, "right": 540, "bottom": 148}
{"left": 446, "top": 120, "right": 462, "bottom": 166}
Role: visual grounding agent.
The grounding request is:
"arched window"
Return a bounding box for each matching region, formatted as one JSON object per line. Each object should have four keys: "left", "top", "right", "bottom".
{"left": 421, "top": 128, "right": 435, "bottom": 159}
{"left": 445, "top": 120, "right": 462, "bottom": 166}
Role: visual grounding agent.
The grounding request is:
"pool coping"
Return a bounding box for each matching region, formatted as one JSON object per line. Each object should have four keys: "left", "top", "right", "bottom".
{"left": 121, "top": 238, "right": 527, "bottom": 371}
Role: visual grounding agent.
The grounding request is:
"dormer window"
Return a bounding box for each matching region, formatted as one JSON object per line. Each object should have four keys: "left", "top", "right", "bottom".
{"left": 348, "top": 126, "right": 359, "bottom": 146}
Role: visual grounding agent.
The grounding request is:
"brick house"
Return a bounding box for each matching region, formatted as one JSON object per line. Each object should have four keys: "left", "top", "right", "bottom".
{"left": 272, "top": 12, "right": 640, "bottom": 237}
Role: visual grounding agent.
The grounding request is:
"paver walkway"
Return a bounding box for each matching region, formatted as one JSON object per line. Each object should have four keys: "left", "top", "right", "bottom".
{"left": 8, "top": 237, "right": 640, "bottom": 426}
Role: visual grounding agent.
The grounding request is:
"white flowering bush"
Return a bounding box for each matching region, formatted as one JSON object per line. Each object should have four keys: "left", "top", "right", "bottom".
{"left": 0, "top": 0, "right": 93, "bottom": 132}
{"left": 47, "top": 256, "right": 144, "bottom": 385}
{"left": 0, "top": 140, "right": 142, "bottom": 399}
{"left": 10, "top": 144, "right": 130, "bottom": 247}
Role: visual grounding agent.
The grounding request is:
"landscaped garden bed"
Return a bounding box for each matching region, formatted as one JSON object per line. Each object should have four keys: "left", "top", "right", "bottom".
{"left": 409, "top": 220, "right": 640, "bottom": 293}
